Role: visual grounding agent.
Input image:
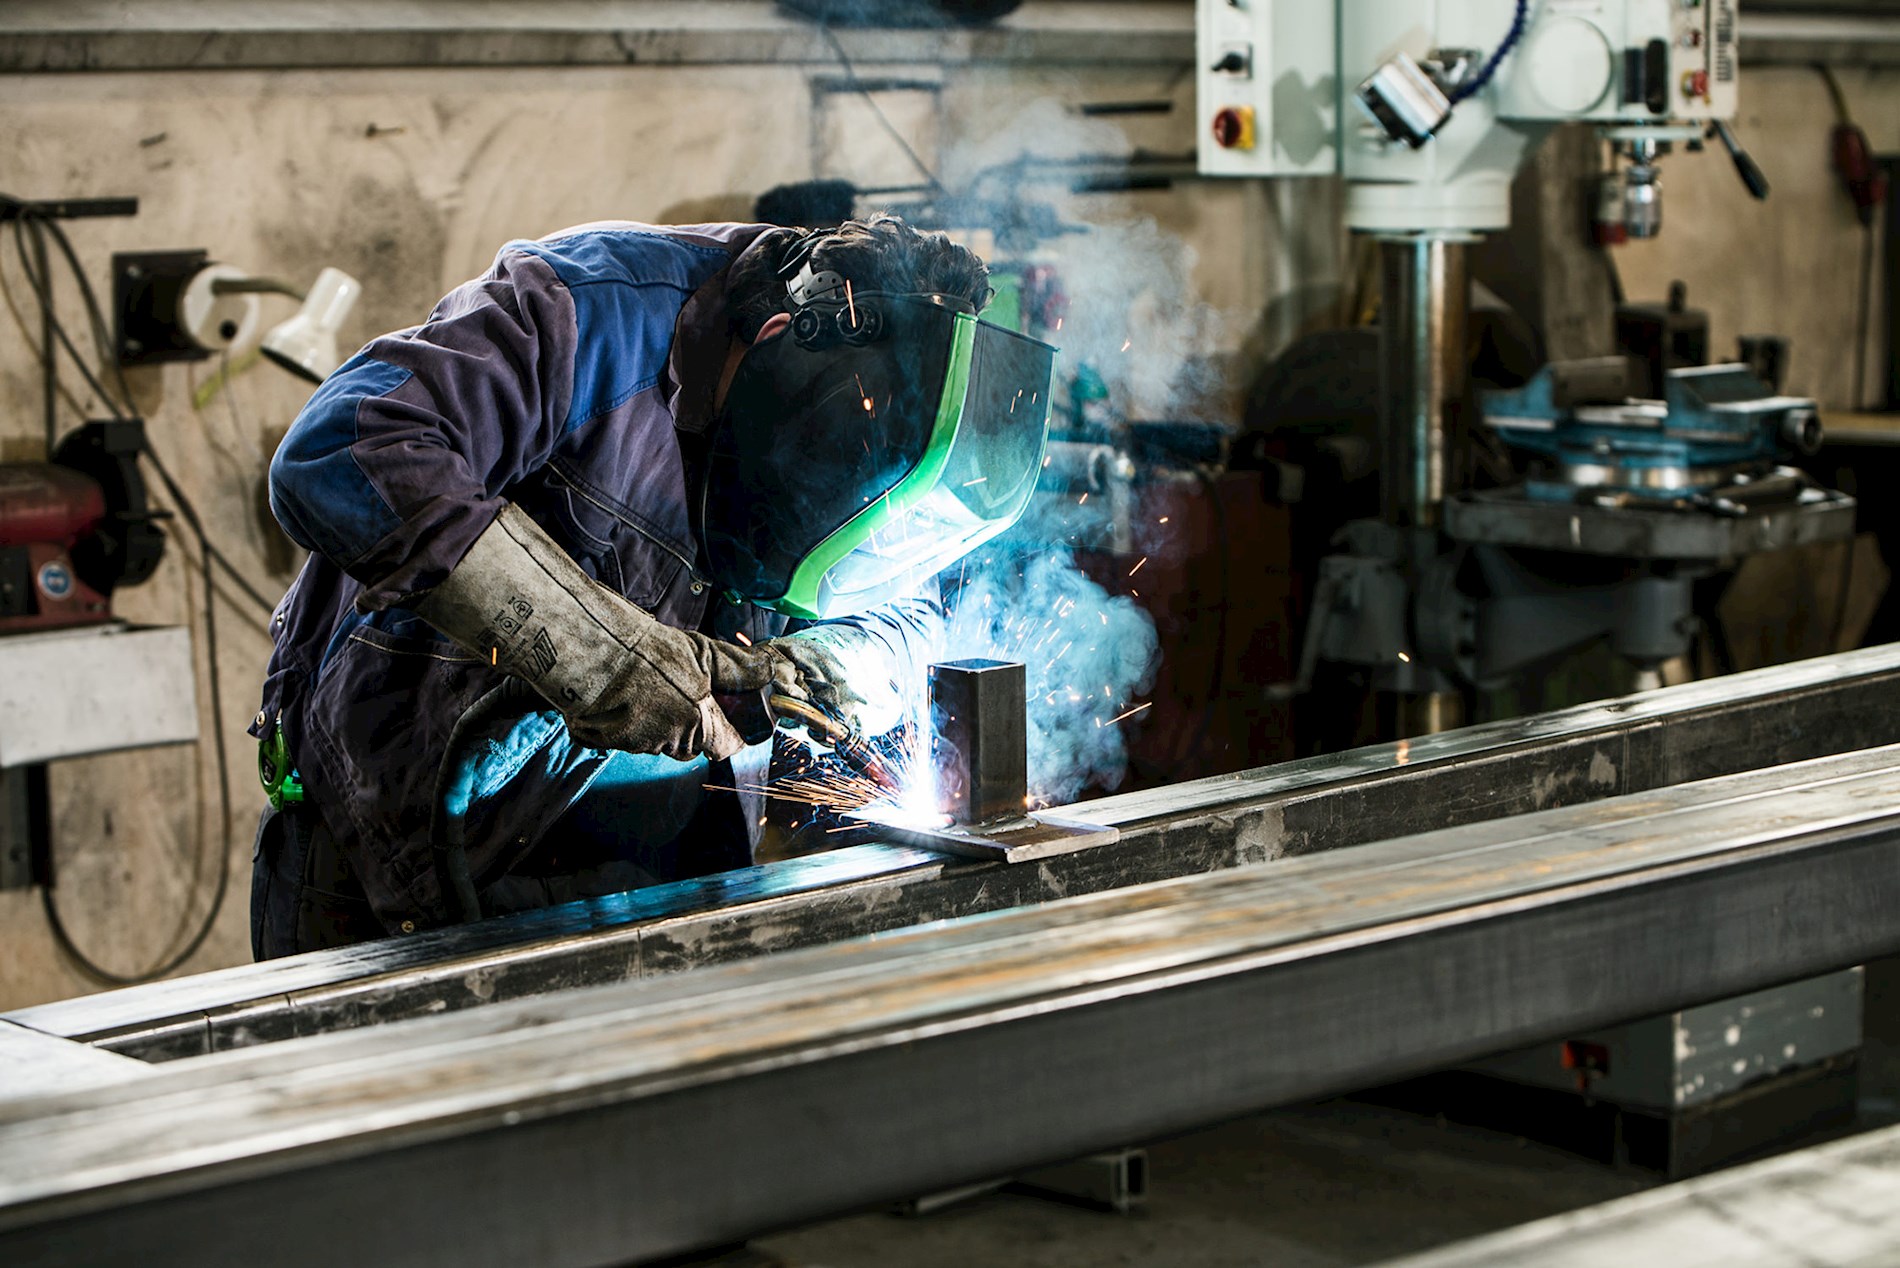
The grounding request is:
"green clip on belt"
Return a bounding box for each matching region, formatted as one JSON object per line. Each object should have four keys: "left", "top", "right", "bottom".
{"left": 257, "top": 713, "right": 305, "bottom": 810}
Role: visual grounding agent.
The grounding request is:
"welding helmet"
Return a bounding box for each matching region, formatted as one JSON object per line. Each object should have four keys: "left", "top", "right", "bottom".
{"left": 699, "top": 264, "right": 1057, "bottom": 620}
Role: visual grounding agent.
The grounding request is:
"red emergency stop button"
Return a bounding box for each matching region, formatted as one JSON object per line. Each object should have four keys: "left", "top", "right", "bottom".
{"left": 1211, "top": 106, "right": 1256, "bottom": 151}
{"left": 1682, "top": 69, "right": 1709, "bottom": 100}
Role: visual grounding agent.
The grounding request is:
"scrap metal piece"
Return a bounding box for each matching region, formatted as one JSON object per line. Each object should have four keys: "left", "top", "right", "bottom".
{"left": 930, "top": 658, "right": 1027, "bottom": 824}
{"left": 847, "top": 806, "right": 1118, "bottom": 864}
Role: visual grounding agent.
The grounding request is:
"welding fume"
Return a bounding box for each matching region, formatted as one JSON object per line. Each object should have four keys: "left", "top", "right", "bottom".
{"left": 248, "top": 216, "right": 1081, "bottom": 957}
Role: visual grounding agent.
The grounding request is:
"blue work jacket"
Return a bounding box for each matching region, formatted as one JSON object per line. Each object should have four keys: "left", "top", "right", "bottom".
{"left": 256, "top": 222, "right": 926, "bottom": 932}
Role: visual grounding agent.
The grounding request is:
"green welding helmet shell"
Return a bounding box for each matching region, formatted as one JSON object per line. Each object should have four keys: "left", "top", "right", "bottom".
{"left": 700, "top": 291, "right": 1056, "bottom": 619}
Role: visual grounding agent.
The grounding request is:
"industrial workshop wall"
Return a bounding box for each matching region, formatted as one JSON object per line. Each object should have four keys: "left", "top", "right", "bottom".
{"left": 1626, "top": 63, "right": 1898, "bottom": 414}
{"left": 0, "top": 7, "right": 1890, "bottom": 1008}
{"left": 0, "top": 37, "right": 1315, "bottom": 1008}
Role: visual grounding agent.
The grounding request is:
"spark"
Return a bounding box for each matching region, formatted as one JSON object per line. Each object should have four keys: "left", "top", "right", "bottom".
{"left": 490, "top": 647, "right": 497, "bottom": 665}
{"left": 1055, "top": 317, "right": 1064, "bottom": 331}
{"left": 1158, "top": 516, "right": 1170, "bottom": 524}
{"left": 962, "top": 476, "right": 988, "bottom": 487}
{"left": 735, "top": 631, "right": 752, "bottom": 646}
{"left": 1079, "top": 492, "right": 1089, "bottom": 505}
{"left": 1043, "top": 454, "right": 1052, "bottom": 468}
{"left": 1120, "top": 339, "right": 1132, "bottom": 352}
{"left": 1106, "top": 701, "right": 1152, "bottom": 726}
{"left": 846, "top": 279, "right": 857, "bottom": 326}
{"left": 1397, "top": 651, "right": 1411, "bottom": 663}
{"left": 1128, "top": 556, "right": 1148, "bottom": 577}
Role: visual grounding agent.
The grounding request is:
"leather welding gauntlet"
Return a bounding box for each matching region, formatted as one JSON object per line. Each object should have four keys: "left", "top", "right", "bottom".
{"left": 761, "top": 591, "right": 943, "bottom": 738}
{"left": 762, "top": 637, "right": 869, "bottom": 732}
{"left": 416, "top": 504, "right": 800, "bottom": 761}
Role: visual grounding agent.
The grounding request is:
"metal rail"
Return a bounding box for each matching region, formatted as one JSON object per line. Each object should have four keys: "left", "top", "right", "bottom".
{"left": 1384, "top": 1118, "right": 1900, "bottom": 1267}
{"left": 14, "top": 644, "right": 1900, "bottom": 1061}
{"left": 5, "top": 745, "right": 1900, "bottom": 1266}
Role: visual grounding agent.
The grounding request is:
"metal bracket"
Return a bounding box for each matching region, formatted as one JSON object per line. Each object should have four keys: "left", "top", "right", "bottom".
{"left": 847, "top": 806, "right": 1118, "bottom": 864}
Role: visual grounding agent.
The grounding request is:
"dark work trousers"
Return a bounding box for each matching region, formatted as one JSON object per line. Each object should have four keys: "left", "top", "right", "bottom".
{"left": 250, "top": 747, "right": 758, "bottom": 960}
{"left": 249, "top": 803, "right": 383, "bottom": 960}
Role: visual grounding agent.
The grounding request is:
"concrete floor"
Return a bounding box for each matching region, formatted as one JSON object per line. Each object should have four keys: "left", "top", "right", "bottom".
{"left": 751, "top": 957, "right": 1900, "bottom": 1267}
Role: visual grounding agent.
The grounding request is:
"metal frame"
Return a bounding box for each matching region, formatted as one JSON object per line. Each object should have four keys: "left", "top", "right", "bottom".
{"left": 15, "top": 643, "right": 1900, "bottom": 1061}
{"left": 6, "top": 746, "right": 1900, "bottom": 1265}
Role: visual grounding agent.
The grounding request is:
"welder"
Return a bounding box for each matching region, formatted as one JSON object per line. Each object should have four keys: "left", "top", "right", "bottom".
{"left": 251, "top": 215, "right": 1055, "bottom": 957}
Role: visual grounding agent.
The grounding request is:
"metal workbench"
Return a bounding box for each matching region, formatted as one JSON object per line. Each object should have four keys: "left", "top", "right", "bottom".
{"left": 11, "top": 645, "right": 1900, "bottom": 1060}
{"left": 5, "top": 742, "right": 1900, "bottom": 1265}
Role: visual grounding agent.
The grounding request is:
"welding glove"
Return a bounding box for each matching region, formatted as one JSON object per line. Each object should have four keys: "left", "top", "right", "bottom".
{"left": 764, "top": 593, "right": 943, "bottom": 738}
{"left": 763, "top": 637, "right": 870, "bottom": 733}
{"left": 416, "top": 503, "right": 801, "bottom": 761}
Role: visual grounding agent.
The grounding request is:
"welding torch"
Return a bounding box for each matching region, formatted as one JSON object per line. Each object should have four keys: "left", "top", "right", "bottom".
{"left": 715, "top": 687, "right": 903, "bottom": 794}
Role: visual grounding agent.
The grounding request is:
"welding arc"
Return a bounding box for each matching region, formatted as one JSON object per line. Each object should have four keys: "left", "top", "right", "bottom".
{"left": 769, "top": 694, "right": 904, "bottom": 794}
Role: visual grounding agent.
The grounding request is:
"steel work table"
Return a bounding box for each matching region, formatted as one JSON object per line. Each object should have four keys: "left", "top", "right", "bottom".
{"left": 13, "top": 644, "right": 1900, "bottom": 1063}
{"left": 4, "top": 743, "right": 1900, "bottom": 1265}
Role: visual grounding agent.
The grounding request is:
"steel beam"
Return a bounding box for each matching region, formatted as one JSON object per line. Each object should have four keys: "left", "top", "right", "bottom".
{"left": 5, "top": 747, "right": 1900, "bottom": 1266}
{"left": 1383, "top": 1119, "right": 1900, "bottom": 1267}
{"left": 14, "top": 644, "right": 1900, "bottom": 1061}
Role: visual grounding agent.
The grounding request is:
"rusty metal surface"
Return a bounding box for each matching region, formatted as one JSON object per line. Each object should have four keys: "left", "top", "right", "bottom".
{"left": 845, "top": 808, "right": 1119, "bottom": 862}
{"left": 4, "top": 746, "right": 1900, "bottom": 1266}
{"left": 13, "top": 645, "right": 1900, "bottom": 1063}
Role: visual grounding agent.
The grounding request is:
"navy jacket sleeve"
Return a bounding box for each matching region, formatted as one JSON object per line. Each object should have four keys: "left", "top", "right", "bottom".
{"left": 269, "top": 238, "right": 691, "bottom": 612}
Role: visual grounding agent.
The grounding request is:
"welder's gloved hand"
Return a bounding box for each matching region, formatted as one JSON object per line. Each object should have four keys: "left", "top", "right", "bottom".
{"left": 764, "top": 636, "right": 870, "bottom": 732}
{"left": 416, "top": 504, "right": 799, "bottom": 761}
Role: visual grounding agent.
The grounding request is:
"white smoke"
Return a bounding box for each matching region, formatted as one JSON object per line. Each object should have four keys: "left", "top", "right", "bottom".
{"left": 940, "top": 539, "right": 1159, "bottom": 806}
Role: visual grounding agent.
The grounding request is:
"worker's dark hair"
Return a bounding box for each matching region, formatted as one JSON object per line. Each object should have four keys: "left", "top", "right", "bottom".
{"left": 728, "top": 213, "right": 991, "bottom": 341}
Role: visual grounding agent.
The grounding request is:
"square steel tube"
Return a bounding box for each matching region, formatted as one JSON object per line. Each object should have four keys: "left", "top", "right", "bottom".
{"left": 930, "top": 659, "right": 1027, "bottom": 824}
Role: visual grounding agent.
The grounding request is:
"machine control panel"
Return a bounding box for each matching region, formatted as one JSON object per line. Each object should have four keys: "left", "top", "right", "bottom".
{"left": 1195, "top": 0, "right": 1336, "bottom": 178}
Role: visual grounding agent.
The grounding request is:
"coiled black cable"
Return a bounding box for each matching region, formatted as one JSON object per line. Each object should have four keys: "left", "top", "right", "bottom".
{"left": 1450, "top": 0, "right": 1530, "bottom": 105}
